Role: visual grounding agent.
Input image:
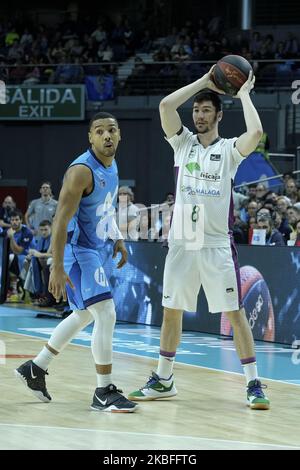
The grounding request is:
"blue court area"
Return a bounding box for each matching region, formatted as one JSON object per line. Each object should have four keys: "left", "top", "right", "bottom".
{"left": 0, "top": 305, "right": 299, "bottom": 386}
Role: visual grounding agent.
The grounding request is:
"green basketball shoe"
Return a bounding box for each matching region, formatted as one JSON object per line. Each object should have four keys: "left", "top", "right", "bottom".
{"left": 247, "top": 379, "right": 270, "bottom": 410}
{"left": 128, "top": 372, "right": 177, "bottom": 401}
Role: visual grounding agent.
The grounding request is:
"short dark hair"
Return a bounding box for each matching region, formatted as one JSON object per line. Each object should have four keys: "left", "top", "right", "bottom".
{"left": 39, "top": 219, "right": 52, "bottom": 227}
{"left": 41, "top": 181, "right": 52, "bottom": 188}
{"left": 257, "top": 215, "right": 272, "bottom": 225}
{"left": 89, "top": 112, "right": 118, "bottom": 130}
{"left": 10, "top": 210, "right": 23, "bottom": 219}
{"left": 193, "top": 89, "right": 222, "bottom": 113}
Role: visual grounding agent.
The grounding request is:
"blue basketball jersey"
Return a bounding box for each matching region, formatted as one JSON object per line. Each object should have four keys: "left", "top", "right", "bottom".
{"left": 67, "top": 148, "right": 119, "bottom": 250}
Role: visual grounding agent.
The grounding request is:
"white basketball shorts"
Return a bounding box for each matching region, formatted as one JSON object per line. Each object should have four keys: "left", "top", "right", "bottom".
{"left": 162, "top": 244, "right": 242, "bottom": 313}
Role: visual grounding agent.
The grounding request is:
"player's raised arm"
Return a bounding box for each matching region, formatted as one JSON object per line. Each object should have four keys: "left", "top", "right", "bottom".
{"left": 159, "top": 65, "right": 225, "bottom": 139}
{"left": 235, "top": 73, "right": 263, "bottom": 157}
{"left": 49, "top": 165, "right": 92, "bottom": 301}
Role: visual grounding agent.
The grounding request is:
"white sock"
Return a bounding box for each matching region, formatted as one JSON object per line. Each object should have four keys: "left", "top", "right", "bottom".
{"left": 243, "top": 362, "right": 258, "bottom": 385}
{"left": 97, "top": 374, "right": 112, "bottom": 388}
{"left": 156, "top": 353, "right": 175, "bottom": 381}
{"left": 33, "top": 346, "right": 56, "bottom": 371}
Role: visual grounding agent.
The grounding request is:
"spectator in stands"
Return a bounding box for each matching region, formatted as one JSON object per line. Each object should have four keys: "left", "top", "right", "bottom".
{"left": 247, "top": 215, "right": 257, "bottom": 244}
{"left": 249, "top": 31, "right": 262, "bottom": 58}
{"left": 138, "top": 212, "right": 151, "bottom": 241}
{"left": 233, "top": 210, "right": 248, "bottom": 244}
{"left": 286, "top": 206, "right": 299, "bottom": 241}
{"left": 6, "top": 210, "right": 34, "bottom": 301}
{"left": 111, "top": 15, "right": 126, "bottom": 61}
{"left": 173, "top": 45, "right": 191, "bottom": 62}
{"left": 159, "top": 192, "right": 175, "bottom": 212}
{"left": 123, "top": 18, "right": 135, "bottom": 57}
{"left": 20, "top": 28, "right": 33, "bottom": 48}
{"left": 277, "top": 195, "right": 291, "bottom": 219}
{"left": 284, "top": 178, "right": 298, "bottom": 205}
{"left": 256, "top": 215, "right": 285, "bottom": 246}
{"left": 5, "top": 27, "right": 19, "bottom": 46}
{"left": 262, "top": 198, "right": 276, "bottom": 213}
{"left": 283, "top": 172, "right": 294, "bottom": 184}
{"left": 25, "top": 220, "right": 54, "bottom": 307}
{"left": 163, "top": 26, "right": 179, "bottom": 49}
{"left": 287, "top": 205, "right": 299, "bottom": 226}
{"left": 117, "top": 186, "right": 140, "bottom": 240}
{"left": 50, "top": 51, "right": 84, "bottom": 84}
{"left": 0, "top": 195, "right": 16, "bottom": 230}
{"left": 158, "top": 210, "right": 172, "bottom": 243}
{"left": 284, "top": 32, "right": 299, "bottom": 58}
{"left": 256, "top": 207, "right": 271, "bottom": 219}
{"left": 292, "top": 220, "right": 300, "bottom": 246}
{"left": 25, "top": 181, "right": 57, "bottom": 235}
{"left": 91, "top": 22, "right": 107, "bottom": 44}
{"left": 219, "top": 36, "right": 231, "bottom": 57}
{"left": 247, "top": 184, "right": 257, "bottom": 200}
{"left": 232, "top": 33, "right": 249, "bottom": 54}
{"left": 256, "top": 182, "right": 267, "bottom": 202}
{"left": 233, "top": 189, "right": 248, "bottom": 213}
{"left": 273, "top": 204, "right": 292, "bottom": 243}
{"left": 138, "top": 30, "right": 153, "bottom": 53}
{"left": 264, "top": 190, "right": 278, "bottom": 205}
{"left": 275, "top": 41, "right": 287, "bottom": 60}
{"left": 97, "top": 44, "right": 114, "bottom": 62}
{"left": 241, "top": 199, "right": 258, "bottom": 223}
{"left": 171, "top": 36, "right": 191, "bottom": 58}
{"left": 130, "top": 56, "right": 146, "bottom": 77}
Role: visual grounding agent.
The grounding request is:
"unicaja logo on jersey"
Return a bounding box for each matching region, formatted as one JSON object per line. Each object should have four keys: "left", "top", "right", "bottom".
{"left": 185, "top": 162, "right": 201, "bottom": 174}
{"left": 185, "top": 163, "right": 220, "bottom": 182}
{"left": 94, "top": 267, "right": 109, "bottom": 287}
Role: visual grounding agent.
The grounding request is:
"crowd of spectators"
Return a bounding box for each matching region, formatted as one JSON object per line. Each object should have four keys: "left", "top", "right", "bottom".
{"left": 0, "top": 11, "right": 300, "bottom": 88}
{"left": 0, "top": 182, "right": 58, "bottom": 307}
{"left": 1, "top": 171, "right": 300, "bottom": 309}
{"left": 232, "top": 173, "right": 300, "bottom": 246}
{"left": 117, "top": 175, "right": 300, "bottom": 248}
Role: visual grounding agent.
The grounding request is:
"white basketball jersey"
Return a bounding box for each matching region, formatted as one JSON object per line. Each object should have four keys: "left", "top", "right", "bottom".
{"left": 167, "top": 126, "right": 244, "bottom": 248}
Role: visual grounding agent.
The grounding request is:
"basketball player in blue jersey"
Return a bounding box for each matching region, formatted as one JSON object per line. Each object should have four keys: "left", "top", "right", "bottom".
{"left": 129, "top": 68, "right": 270, "bottom": 410}
{"left": 15, "top": 112, "right": 137, "bottom": 413}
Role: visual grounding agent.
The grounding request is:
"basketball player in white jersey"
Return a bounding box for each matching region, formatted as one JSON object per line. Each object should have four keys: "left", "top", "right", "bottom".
{"left": 129, "top": 67, "right": 270, "bottom": 410}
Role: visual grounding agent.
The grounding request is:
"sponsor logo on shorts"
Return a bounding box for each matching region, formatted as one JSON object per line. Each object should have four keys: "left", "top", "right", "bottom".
{"left": 226, "top": 287, "right": 234, "bottom": 293}
{"left": 181, "top": 185, "right": 220, "bottom": 197}
{"left": 94, "top": 267, "right": 109, "bottom": 287}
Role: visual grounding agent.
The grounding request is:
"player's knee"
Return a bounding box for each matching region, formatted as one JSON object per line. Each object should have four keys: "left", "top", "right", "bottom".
{"left": 226, "top": 308, "right": 246, "bottom": 327}
{"left": 163, "top": 307, "right": 183, "bottom": 324}
{"left": 87, "top": 299, "right": 116, "bottom": 328}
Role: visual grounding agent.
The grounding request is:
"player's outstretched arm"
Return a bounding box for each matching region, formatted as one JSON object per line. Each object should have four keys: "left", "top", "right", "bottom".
{"left": 49, "top": 165, "right": 91, "bottom": 302}
{"left": 159, "top": 65, "right": 224, "bottom": 138}
{"left": 235, "top": 72, "right": 263, "bottom": 157}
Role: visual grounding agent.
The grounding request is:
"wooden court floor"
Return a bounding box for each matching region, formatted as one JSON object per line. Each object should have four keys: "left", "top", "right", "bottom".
{"left": 0, "top": 331, "right": 299, "bottom": 450}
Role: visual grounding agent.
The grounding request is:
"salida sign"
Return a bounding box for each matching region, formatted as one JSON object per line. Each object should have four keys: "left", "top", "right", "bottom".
{"left": 0, "top": 85, "right": 84, "bottom": 120}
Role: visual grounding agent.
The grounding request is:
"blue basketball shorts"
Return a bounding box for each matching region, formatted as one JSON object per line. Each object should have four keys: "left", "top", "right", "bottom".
{"left": 64, "top": 244, "right": 112, "bottom": 311}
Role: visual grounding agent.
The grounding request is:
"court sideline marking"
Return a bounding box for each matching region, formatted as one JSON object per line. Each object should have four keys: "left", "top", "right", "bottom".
{"left": 1, "top": 329, "right": 299, "bottom": 388}
{"left": 0, "top": 423, "right": 299, "bottom": 450}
